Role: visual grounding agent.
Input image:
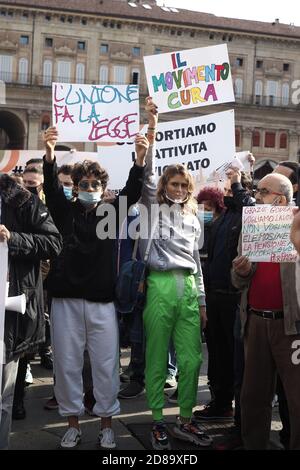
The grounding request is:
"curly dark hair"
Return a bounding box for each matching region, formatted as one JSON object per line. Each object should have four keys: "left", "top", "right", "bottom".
{"left": 197, "top": 186, "right": 225, "bottom": 214}
{"left": 71, "top": 160, "right": 109, "bottom": 191}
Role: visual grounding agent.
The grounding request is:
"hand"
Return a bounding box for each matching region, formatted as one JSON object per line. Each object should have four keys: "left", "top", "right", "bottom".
{"left": 290, "top": 208, "right": 300, "bottom": 255}
{"left": 200, "top": 306, "right": 207, "bottom": 330}
{"left": 135, "top": 134, "right": 149, "bottom": 167}
{"left": 226, "top": 168, "right": 241, "bottom": 184}
{"left": 247, "top": 152, "right": 255, "bottom": 168}
{"left": 0, "top": 225, "right": 11, "bottom": 242}
{"left": 232, "top": 255, "right": 252, "bottom": 277}
{"left": 43, "top": 126, "right": 58, "bottom": 161}
{"left": 145, "top": 96, "right": 158, "bottom": 128}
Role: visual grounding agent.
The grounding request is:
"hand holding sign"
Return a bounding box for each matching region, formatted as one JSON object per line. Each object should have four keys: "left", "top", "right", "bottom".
{"left": 135, "top": 134, "right": 150, "bottom": 167}
{"left": 44, "top": 126, "right": 58, "bottom": 162}
{"left": 232, "top": 255, "right": 252, "bottom": 277}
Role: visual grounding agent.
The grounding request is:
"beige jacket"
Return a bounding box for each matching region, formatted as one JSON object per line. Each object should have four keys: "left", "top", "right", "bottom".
{"left": 231, "top": 240, "right": 300, "bottom": 337}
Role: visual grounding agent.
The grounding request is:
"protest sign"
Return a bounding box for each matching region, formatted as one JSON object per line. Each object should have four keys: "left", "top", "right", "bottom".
{"left": 97, "top": 110, "right": 235, "bottom": 189}
{"left": 52, "top": 83, "right": 139, "bottom": 142}
{"left": 144, "top": 44, "right": 234, "bottom": 114}
{"left": 242, "top": 205, "right": 297, "bottom": 262}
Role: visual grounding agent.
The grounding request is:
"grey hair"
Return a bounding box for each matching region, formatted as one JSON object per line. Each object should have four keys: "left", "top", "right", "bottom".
{"left": 278, "top": 180, "right": 293, "bottom": 203}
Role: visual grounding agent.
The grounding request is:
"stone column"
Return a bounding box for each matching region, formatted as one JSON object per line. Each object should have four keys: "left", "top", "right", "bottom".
{"left": 27, "top": 110, "right": 41, "bottom": 150}
{"left": 242, "top": 127, "right": 253, "bottom": 152}
{"left": 288, "top": 131, "right": 300, "bottom": 162}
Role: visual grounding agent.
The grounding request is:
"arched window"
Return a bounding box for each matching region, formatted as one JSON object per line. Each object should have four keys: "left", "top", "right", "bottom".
{"left": 282, "top": 83, "right": 289, "bottom": 106}
{"left": 235, "top": 128, "right": 240, "bottom": 147}
{"left": 76, "top": 63, "right": 85, "bottom": 84}
{"left": 57, "top": 60, "right": 71, "bottom": 83}
{"left": 18, "top": 58, "right": 28, "bottom": 84}
{"left": 43, "top": 60, "right": 52, "bottom": 86}
{"left": 280, "top": 132, "right": 287, "bottom": 149}
{"left": 99, "top": 65, "right": 108, "bottom": 84}
{"left": 234, "top": 78, "right": 243, "bottom": 99}
{"left": 252, "top": 130, "right": 260, "bottom": 147}
{"left": 265, "top": 132, "right": 276, "bottom": 148}
{"left": 255, "top": 80, "right": 263, "bottom": 104}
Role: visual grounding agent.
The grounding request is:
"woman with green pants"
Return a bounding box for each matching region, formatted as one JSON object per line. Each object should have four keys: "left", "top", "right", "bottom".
{"left": 140, "top": 98, "right": 212, "bottom": 450}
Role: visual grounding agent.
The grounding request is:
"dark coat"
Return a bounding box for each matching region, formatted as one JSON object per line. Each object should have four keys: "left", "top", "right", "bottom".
{"left": 0, "top": 174, "right": 62, "bottom": 359}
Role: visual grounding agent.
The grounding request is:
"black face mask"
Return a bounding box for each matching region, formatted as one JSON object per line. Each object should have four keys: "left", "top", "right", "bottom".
{"left": 223, "top": 196, "right": 236, "bottom": 210}
{"left": 27, "top": 186, "right": 39, "bottom": 195}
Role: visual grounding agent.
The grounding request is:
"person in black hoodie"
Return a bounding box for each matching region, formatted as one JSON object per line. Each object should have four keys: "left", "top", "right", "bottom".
{"left": 0, "top": 174, "right": 62, "bottom": 449}
{"left": 42, "top": 102, "right": 154, "bottom": 449}
{"left": 194, "top": 170, "right": 254, "bottom": 422}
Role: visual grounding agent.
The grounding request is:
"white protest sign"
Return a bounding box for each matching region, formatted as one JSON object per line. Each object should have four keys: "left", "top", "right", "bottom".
{"left": 52, "top": 83, "right": 139, "bottom": 142}
{"left": 242, "top": 205, "right": 297, "bottom": 262}
{"left": 207, "top": 150, "right": 251, "bottom": 183}
{"left": 0, "top": 242, "right": 8, "bottom": 424}
{"left": 144, "top": 44, "right": 234, "bottom": 114}
{"left": 97, "top": 110, "right": 235, "bottom": 190}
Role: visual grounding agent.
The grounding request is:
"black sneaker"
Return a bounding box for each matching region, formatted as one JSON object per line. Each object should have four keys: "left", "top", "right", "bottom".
{"left": 151, "top": 422, "right": 171, "bottom": 450}
{"left": 118, "top": 381, "right": 144, "bottom": 399}
{"left": 173, "top": 417, "right": 212, "bottom": 447}
{"left": 193, "top": 402, "right": 233, "bottom": 422}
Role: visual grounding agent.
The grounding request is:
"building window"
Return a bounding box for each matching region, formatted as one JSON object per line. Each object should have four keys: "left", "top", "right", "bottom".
{"left": 45, "top": 37, "right": 53, "bottom": 48}
{"left": 77, "top": 41, "right": 86, "bottom": 51}
{"left": 81, "top": 18, "right": 87, "bottom": 25}
{"left": 132, "top": 47, "right": 141, "bottom": 56}
{"left": 41, "top": 114, "right": 50, "bottom": 131}
{"left": 283, "top": 63, "right": 290, "bottom": 72}
{"left": 252, "top": 130, "right": 260, "bottom": 147}
{"left": 265, "top": 132, "right": 276, "bottom": 148}
{"left": 57, "top": 60, "right": 71, "bottom": 83}
{"left": 256, "top": 60, "right": 263, "bottom": 69}
{"left": 100, "top": 44, "right": 109, "bottom": 54}
{"left": 132, "top": 70, "right": 140, "bottom": 85}
{"left": 0, "top": 54, "right": 13, "bottom": 82}
{"left": 235, "top": 129, "right": 240, "bottom": 147}
{"left": 114, "top": 65, "right": 127, "bottom": 84}
{"left": 20, "top": 35, "right": 29, "bottom": 45}
{"left": 234, "top": 78, "right": 243, "bottom": 99}
{"left": 45, "top": 14, "right": 51, "bottom": 21}
{"left": 67, "top": 17, "right": 73, "bottom": 24}
{"left": 99, "top": 65, "right": 108, "bottom": 84}
{"left": 18, "top": 58, "right": 28, "bottom": 84}
{"left": 76, "top": 63, "right": 85, "bottom": 84}
{"left": 255, "top": 80, "right": 263, "bottom": 104}
{"left": 280, "top": 133, "right": 287, "bottom": 149}
{"left": 235, "top": 58, "right": 243, "bottom": 67}
{"left": 267, "top": 80, "right": 278, "bottom": 106}
{"left": 209, "top": 33, "right": 214, "bottom": 40}
{"left": 43, "top": 60, "right": 52, "bottom": 86}
{"left": 154, "top": 48, "right": 162, "bottom": 54}
{"left": 60, "top": 16, "right": 65, "bottom": 23}
{"left": 282, "top": 83, "right": 289, "bottom": 106}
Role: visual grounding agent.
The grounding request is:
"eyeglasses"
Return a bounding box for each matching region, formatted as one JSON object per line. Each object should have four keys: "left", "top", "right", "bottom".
{"left": 78, "top": 180, "right": 102, "bottom": 191}
{"left": 254, "top": 188, "right": 283, "bottom": 197}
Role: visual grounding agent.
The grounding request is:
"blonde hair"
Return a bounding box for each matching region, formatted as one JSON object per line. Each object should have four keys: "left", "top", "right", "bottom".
{"left": 156, "top": 164, "right": 198, "bottom": 214}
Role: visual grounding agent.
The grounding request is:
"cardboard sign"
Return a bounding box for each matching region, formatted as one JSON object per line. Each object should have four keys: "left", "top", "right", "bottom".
{"left": 242, "top": 205, "right": 297, "bottom": 262}
{"left": 52, "top": 83, "right": 139, "bottom": 142}
{"left": 144, "top": 44, "right": 234, "bottom": 114}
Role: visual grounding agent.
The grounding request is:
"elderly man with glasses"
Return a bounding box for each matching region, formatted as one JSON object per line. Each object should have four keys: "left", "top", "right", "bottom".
{"left": 232, "top": 172, "right": 300, "bottom": 450}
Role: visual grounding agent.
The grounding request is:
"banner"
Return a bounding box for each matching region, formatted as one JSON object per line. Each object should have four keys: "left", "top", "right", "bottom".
{"left": 242, "top": 205, "right": 297, "bottom": 262}
{"left": 52, "top": 83, "right": 139, "bottom": 143}
{"left": 97, "top": 110, "right": 235, "bottom": 189}
{"left": 144, "top": 44, "right": 234, "bottom": 114}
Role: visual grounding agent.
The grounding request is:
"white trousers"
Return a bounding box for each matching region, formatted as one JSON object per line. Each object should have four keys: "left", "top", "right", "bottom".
{"left": 51, "top": 298, "right": 120, "bottom": 418}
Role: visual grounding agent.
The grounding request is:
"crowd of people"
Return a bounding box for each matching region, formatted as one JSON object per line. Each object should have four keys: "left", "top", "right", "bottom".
{"left": 1, "top": 97, "right": 300, "bottom": 450}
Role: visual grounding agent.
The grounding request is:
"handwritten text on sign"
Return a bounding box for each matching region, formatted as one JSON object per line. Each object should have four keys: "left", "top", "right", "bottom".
{"left": 143, "top": 44, "right": 234, "bottom": 114}
{"left": 242, "top": 205, "right": 297, "bottom": 263}
{"left": 52, "top": 83, "right": 139, "bottom": 142}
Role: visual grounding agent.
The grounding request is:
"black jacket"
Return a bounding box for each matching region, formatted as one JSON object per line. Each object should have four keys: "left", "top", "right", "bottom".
{"left": 43, "top": 158, "right": 144, "bottom": 302}
{"left": 0, "top": 175, "right": 62, "bottom": 359}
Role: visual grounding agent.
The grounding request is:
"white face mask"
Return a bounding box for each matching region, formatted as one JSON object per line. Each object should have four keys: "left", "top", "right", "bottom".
{"left": 165, "top": 193, "right": 188, "bottom": 204}
{"left": 78, "top": 191, "right": 101, "bottom": 206}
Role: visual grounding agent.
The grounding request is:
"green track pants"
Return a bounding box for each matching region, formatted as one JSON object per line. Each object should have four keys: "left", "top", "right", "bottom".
{"left": 143, "top": 270, "right": 202, "bottom": 421}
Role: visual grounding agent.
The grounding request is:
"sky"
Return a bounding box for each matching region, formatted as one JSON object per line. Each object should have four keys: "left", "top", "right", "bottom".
{"left": 157, "top": 0, "right": 300, "bottom": 26}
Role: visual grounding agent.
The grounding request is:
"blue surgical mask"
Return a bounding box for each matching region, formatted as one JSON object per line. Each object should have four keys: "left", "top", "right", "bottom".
{"left": 63, "top": 186, "right": 73, "bottom": 200}
{"left": 203, "top": 211, "right": 214, "bottom": 224}
{"left": 78, "top": 191, "right": 101, "bottom": 206}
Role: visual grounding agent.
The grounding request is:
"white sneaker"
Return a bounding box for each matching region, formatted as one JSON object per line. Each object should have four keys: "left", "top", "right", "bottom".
{"left": 164, "top": 374, "right": 177, "bottom": 389}
{"left": 60, "top": 427, "right": 82, "bottom": 448}
{"left": 25, "top": 364, "right": 33, "bottom": 385}
{"left": 98, "top": 428, "right": 116, "bottom": 449}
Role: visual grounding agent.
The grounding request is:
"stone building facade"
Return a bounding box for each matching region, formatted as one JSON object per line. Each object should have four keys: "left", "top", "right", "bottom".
{"left": 0, "top": 0, "right": 300, "bottom": 171}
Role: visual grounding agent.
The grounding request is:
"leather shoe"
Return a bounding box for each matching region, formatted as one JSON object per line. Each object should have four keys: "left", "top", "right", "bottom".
{"left": 12, "top": 402, "right": 26, "bottom": 420}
